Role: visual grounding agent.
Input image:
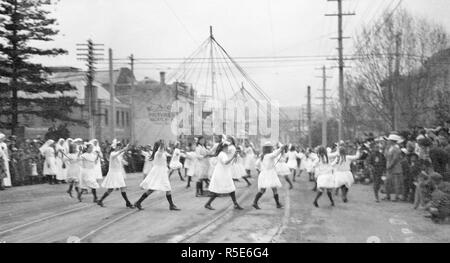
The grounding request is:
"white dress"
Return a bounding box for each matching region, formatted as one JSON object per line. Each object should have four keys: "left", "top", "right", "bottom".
{"left": 102, "top": 151, "right": 127, "bottom": 188}
{"left": 79, "top": 152, "right": 100, "bottom": 189}
{"left": 43, "top": 147, "right": 57, "bottom": 175}
{"left": 55, "top": 146, "right": 67, "bottom": 181}
{"left": 0, "top": 142, "right": 11, "bottom": 187}
{"left": 287, "top": 151, "right": 304, "bottom": 170}
{"left": 233, "top": 154, "right": 247, "bottom": 179}
{"left": 258, "top": 152, "right": 283, "bottom": 189}
{"left": 140, "top": 151, "right": 171, "bottom": 191}
{"left": 169, "top": 148, "right": 183, "bottom": 170}
{"left": 184, "top": 151, "right": 197, "bottom": 177}
{"left": 305, "top": 153, "right": 318, "bottom": 173}
{"left": 208, "top": 152, "right": 236, "bottom": 194}
{"left": 208, "top": 143, "right": 220, "bottom": 179}
{"left": 93, "top": 146, "right": 103, "bottom": 180}
{"left": 275, "top": 153, "right": 291, "bottom": 176}
{"left": 332, "top": 155, "right": 358, "bottom": 188}
{"left": 142, "top": 151, "right": 153, "bottom": 175}
{"left": 315, "top": 160, "right": 335, "bottom": 189}
{"left": 66, "top": 153, "right": 81, "bottom": 183}
{"left": 194, "top": 145, "right": 210, "bottom": 180}
{"left": 244, "top": 146, "right": 256, "bottom": 171}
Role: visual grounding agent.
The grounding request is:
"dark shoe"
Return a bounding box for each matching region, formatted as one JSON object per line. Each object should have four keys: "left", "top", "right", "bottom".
{"left": 276, "top": 203, "right": 283, "bottom": 209}
{"left": 126, "top": 202, "right": 134, "bottom": 209}
{"left": 93, "top": 197, "right": 98, "bottom": 203}
{"left": 170, "top": 205, "right": 180, "bottom": 211}
{"left": 204, "top": 204, "right": 215, "bottom": 210}
{"left": 313, "top": 201, "right": 319, "bottom": 208}
{"left": 66, "top": 190, "right": 73, "bottom": 198}
{"left": 97, "top": 200, "right": 104, "bottom": 207}
{"left": 343, "top": 198, "right": 348, "bottom": 203}
{"left": 331, "top": 201, "right": 335, "bottom": 206}
{"left": 252, "top": 203, "right": 261, "bottom": 210}
{"left": 134, "top": 202, "right": 143, "bottom": 210}
{"left": 234, "top": 204, "right": 244, "bottom": 210}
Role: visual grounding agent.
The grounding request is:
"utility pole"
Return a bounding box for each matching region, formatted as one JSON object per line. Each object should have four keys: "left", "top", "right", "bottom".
{"left": 210, "top": 25, "right": 215, "bottom": 99}
{"left": 326, "top": 0, "right": 354, "bottom": 142}
{"left": 307, "top": 86, "right": 312, "bottom": 148}
{"left": 393, "top": 32, "right": 402, "bottom": 131}
{"left": 315, "top": 66, "right": 332, "bottom": 147}
{"left": 109, "top": 48, "right": 116, "bottom": 140}
{"left": 129, "top": 54, "right": 135, "bottom": 144}
{"left": 76, "top": 39, "right": 104, "bottom": 139}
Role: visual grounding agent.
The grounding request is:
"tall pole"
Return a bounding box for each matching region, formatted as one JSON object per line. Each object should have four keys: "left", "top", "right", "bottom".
{"left": 326, "top": 0, "right": 354, "bottom": 141}
{"left": 76, "top": 39, "right": 103, "bottom": 140}
{"left": 129, "top": 54, "right": 135, "bottom": 143}
{"left": 307, "top": 86, "right": 312, "bottom": 148}
{"left": 337, "top": 0, "right": 344, "bottom": 142}
{"left": 315, "top": 66, "right": 332, "bottom": 146}
{"left": 393, "top": 32, "right": 402, "bottom": 131}
{"left": 109, "top": 48, "right": 116, "bottom": 140}
{"left": 210, "top": 25, "right": 215, "bottom": 99}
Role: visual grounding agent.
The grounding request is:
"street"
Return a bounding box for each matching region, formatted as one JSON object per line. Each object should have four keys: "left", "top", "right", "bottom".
{"left": 1, "top": 172, "right": 449, "bottom": 243}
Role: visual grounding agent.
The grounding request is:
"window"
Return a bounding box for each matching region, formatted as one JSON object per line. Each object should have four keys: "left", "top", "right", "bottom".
{"left": 126, "top": 112, "right": 129, "bottom": 127}
{"left": 121, "top": 111, "right": 125, "bottom": 127}
{"left": 105, "top": 109, "right": 109, "bottom": 126}
{"left": 116, "top": 111, "right": 120, "bottom": 126}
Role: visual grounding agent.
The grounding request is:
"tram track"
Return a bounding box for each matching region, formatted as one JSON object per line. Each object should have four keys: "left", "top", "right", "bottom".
{"left": 170, "top": 186, "right": 291, "bottom": 243}
{"left": 0, "top": 177, "right": 189, "bottom": 239}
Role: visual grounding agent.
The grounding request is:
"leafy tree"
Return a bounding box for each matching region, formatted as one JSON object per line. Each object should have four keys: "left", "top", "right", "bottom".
{"left": 0, "top": 0, "right": 85, "bottom": 135}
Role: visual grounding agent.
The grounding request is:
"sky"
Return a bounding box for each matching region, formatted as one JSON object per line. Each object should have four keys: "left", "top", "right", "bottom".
{"left": 32, "top": 0, "right": 450, "bottom": 107}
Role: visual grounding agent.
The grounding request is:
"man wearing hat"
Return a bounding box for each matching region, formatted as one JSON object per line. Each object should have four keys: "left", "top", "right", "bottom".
{"left": 0, "top": 133, "right": 12, "bottom": 188}
{"left": 384, "top": 134, "right": 404, "bottom": 201}
{"left": 366, "top": 142, "right": 386, "bottom": 202}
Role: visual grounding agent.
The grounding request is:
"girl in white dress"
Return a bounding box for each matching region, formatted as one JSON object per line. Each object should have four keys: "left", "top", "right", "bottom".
{"left": 65, "top": 144, "right": 82, "bottom": 198}
{"left": 243, "top": 142, "right": 257, "bottom": 178}
{"left": 274, "top": 143, "right": 293, "bottom": 189}
{"left": 332, "top": 146, "right": 360, "bottom": 203}
{"left": 168, "top": 142, "right": 185, "bottom": 182}
{"left": 227, "top": 136, "right": 251, "bottom": 186}
{"left": 304, "top": 149, "right": 317, "bottom": 183}
{"left": 55, "top": 138, "right": 67, "bottom": 183}
{"left": 183, "top": 143, "right": 197, "bottom": 188}
{"left": 235, "top": 145, "right": 251, "bottom": 187}
{"left": 97, "top": 142, "right": 134, "bottom": 208}
{"left": 78, "top": 143, "right": 100, "bottom": 203}
{"left": 90, "top": 139, "right": 104, "bottom": 180}
{"left": 194, "top": 137, "right": 211, "bottom": 197}
{"left": 252, "top": 142, "right": 288, "bottom": 209}
{"left": 40, "top": 140, "right": 58, "bottom": 185}
{"left": 313, "top": 146, "right": 335, "bottom": 207}
{"left": 141, "top": 145, "right": 153, "bottom": 179}
{"left": 287, "top": 145, "right": 305, "bottom": 182}
{"left": 204, "top": 141, "right": 243, "bottom": 210}
{"left": 134, "top": 141, "right": 180, "bottom": 211}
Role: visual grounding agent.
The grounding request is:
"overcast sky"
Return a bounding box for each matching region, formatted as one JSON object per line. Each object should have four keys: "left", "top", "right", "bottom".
{"left": 35, "top": 0, "right": 450, "bottom": 106}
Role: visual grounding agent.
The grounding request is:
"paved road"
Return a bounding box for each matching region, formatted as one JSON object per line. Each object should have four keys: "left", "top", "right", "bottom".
{"left": 0, "top": 172, "right": 449, "bottom": 243}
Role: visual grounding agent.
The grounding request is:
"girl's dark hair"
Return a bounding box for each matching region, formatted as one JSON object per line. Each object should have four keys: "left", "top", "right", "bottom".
{"left": 290, "top": 145, "right": 296, "bottom": 152}
{"left": 228, "top": 136, "right": 236, "bottom": 146}
{"left": 69, "top": 144, "right": 77, "bottom": 154}
{"left": 261, "top": 145, "right": 273, "bottom": 160}
{"left": 338, "top": 147, "right": 347, "bottom": 164}
{"left": 317, "top": 146, "right": 329, "bottom": 164}
{"left": 213, "top": 142, "right": 228, "bottom": 157}
{"left": 197, "top": 136, "right": 205, "bottom": 146}
{"left": 150, "top": 141, "right": 163, "bottom": 161}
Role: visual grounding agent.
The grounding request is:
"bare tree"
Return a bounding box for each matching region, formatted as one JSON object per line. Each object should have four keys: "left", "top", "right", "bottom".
{"left": 346, "top": 8, "right": 449, "bottom": 131}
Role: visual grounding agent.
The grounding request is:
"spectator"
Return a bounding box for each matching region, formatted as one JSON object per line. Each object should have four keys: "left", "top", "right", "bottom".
{"left": 385, "top": 134, "right": 404, "bottom": 202}
{"left": 367, "top": 142, "right": 386, "bottom": 202}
